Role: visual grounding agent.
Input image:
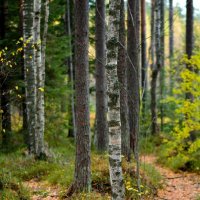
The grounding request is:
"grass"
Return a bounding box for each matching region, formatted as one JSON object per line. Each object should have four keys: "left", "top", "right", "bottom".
{"left": 0, "top": 134, "right": 165, "bottom": 200}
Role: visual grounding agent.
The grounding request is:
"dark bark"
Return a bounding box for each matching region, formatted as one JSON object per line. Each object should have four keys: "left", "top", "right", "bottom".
{"left": 185, "top": 0, "right": 194, "bottom": 101}
{"left": 66, "top": 0, "right": 76, "bottom": 138}
{"left": 117, "top": 0, "right": 130, "bottom": 159}
{"left": 127, "top": 0, "right": 141, "bottom": 190}
{"left": 151, "top": 0, "right": 161, "bottom": 135}
{"left": 169, "top": 0, "right": 174, "bottom": 94}
{"left": 73, "top": 0, "right": 91, "bottom": 192}
{"left": 186, "top": 0, "right": 193, "bottom": 60}
{"left": 19, "top": 0, "right": 28, "bottom": 135}
{"left": 127, "top": 0, "right": 140, "bottom": 153}
{"left": 141, "top": 0, "right": 147, "bottom": 117}
{"left": 186, "top": 0, "right": 195, "bottom": 141}
{"left": 95, "top": 0, "right": 107, "bottom": 151}
{"left": 160, "top": 0, "right": 165, "bottom": 131}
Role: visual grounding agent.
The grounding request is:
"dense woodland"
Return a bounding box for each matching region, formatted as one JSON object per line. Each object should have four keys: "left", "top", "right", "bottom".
{"left": 0, "top": 0, "right": 200, "bottom": 199}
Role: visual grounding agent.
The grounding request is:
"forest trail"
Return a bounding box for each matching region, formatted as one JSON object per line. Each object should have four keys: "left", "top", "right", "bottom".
{"left": 142, "top": 155, "right": 200, "bottom": 200}
{"left": 23, "top": 179, "right": 60, "bottom": 200}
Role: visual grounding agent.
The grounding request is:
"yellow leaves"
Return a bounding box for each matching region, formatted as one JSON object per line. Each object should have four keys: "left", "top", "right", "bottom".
{"left": 0, "top": 109, "right": 4, "bottom": 114}
{"left": 17, "top": 94, "right": 22, "bottom": 98}
{"left": 53, "top": 20, "right": 60, "bottom": 26}
{"left": 38, "top": 87, "right": 44, "bottom": 92}
{"left": 15, "top": 86, "right": 19, "bottom": 90}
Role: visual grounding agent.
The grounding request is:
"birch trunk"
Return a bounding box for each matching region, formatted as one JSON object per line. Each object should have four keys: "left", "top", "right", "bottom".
{"left": 95, "top": 0, "right": 108, "bottom": 151}
{"left": 106, "top": 0, "right": 125, "bottom": 199}
{"left": 23, "top": 0, "right": 36, "bottom": 154}
{"left": 117, "top": 0, "right": 130, "bottom": 160}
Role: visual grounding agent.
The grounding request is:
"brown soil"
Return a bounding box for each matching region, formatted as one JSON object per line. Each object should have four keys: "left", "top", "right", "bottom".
{"left": 142, "top": 155, "right": 200, "bottom": 200}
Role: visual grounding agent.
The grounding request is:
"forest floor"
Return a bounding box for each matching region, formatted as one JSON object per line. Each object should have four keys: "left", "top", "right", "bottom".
{"left": 142, "top": 155, "right": 200, "bottom": 200}
{"left": 22, "top": 155, "right": 200, "bottom": 200}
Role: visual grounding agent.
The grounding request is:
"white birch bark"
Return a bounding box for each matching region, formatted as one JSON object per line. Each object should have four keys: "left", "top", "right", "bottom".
{"left": 33, "top": 0, "right": 47, "bottom": 158}
{"left": 23, "top": 0, "right": 37, "bottom": 154}
{"left": 106, "top": 0, "right": 125, "bottom": 199}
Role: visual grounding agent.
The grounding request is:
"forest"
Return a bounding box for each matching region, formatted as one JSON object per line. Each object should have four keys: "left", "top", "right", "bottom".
{"left": 0, "top": 0, "right": 200, "bottom": 199}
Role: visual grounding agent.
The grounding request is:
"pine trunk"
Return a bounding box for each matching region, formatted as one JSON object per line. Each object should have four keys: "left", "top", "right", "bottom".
{"left": 95, "top": 0, "right": 108, "bottom": 151}
{"left": 73, "top": 0, "right": 91, "bottom": 192}
{"left": 117, "top": 0, "right": 130, "bottom": 160}
{"left": 169, "top": 0, "right": 174, "bottom": 94}
{"left": 160, "top": 0, "right": 165, "bottom": 131}
{"left": 66, "top": 0, "right": 76, "bottom": 138}
{"left": 106, "top": 0, "right": 125, "bottom": 199}
{"left": 141, "top": 0, "right": 147, "bottom": 117}
{"left": 151, "top": 0, "right": 161, "bottom": 135}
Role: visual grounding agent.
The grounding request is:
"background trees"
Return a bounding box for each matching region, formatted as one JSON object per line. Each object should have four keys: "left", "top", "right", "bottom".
{"left": 1, "top": 0, "right": 200, "bottom": 199}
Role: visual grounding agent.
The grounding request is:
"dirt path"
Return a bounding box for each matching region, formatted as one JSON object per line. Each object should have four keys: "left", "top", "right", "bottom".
{"left": 142, "top": 155, "right": 200, "bottom": 200}
{"left": 24, "top": 179, "right": 60, "bottom": 200}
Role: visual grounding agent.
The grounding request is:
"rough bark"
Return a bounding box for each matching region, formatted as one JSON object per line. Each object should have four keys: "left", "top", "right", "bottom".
{"left": 23, "top": 0, "right": 36, "bottom": 154}
{"left": 73, "top": 0, "right": 91, "bottom": 192}
{"left": 95, "top": 0, "right": 108, "bottom": 151}
{"left": 151, "top": 0, "right": 161, "bottom": 135}
{"left": 160, "top": 0, "right": 165, "bottom": 131}
{"left": 106, "top": 0, "right": 125, "bottom": 199}
{"left": 127, "top": 0, "right": 140, "bottom": 153}
{"left": 185, "top": 0, "right": 194, "bottom": 100}
{"left": 169, "top": 0, "right": 174, "bottom": 94}
{"left": 141, "top": 0, "right": 147, "bottom": 117}
{"left": 186, "top": 0, "right": 194, "bottom": 141}
{"left": 19, "top": 0, "right": 28, "bottom": 136}
{"left": 117, "top": 0, "right": 130, "bottom": 160}
{"left": 66, "top": 0, "right": 76, "bottom": 138}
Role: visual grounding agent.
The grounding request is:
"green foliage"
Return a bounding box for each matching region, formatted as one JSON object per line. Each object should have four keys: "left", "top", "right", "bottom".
{"left": 160, "top": 53, "right": 200, "bottom": 171}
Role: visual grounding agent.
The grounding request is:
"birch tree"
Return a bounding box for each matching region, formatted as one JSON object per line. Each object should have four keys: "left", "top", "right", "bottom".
{"left": 117, "top": 0, "right": 130, "bottom": 159}
{"left": 23, "top": 0, "right": 36, "bottom": 154}
{"left": 95, "top": 0, "right": 108, "bottom": 151}
{"left": 106, "top": 0, "right": 125, "bottom": 198}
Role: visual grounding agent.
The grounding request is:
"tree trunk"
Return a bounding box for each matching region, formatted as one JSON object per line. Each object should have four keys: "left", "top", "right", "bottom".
{"left": 160, "top": 0, "right": 165, "bottom": 131}
{"left": 19, "top": 0, "right": 28, "bottom": 138}
{"left": 127, "top": 0, "right": 141, "bottom": 189}
{"left": 141, "top": 0, "right": 147, "bottom": 117}
{"left": 73, "top": 0, "right": 91, "bottom": 192}
{"left": 66, "top": 0, "right": 76, "bottom": 138}
{"left": 106, "top": 0, "right": 125, "bottom": 199}
{"left": 23, "top": 0, "right": 36, "bottom": 154}
{"left": 186, "top": 0, "right": 194, "bottom": 141}
{"left": 169, "top": 0, "right": 174, "bottom": 94}
{"left": 151, "top": 0, "right": 161, "bottom": 135}
{"left": 95, "top": 0, "right": 108, "bottom": 152}
{"left": 117, "top": 0, "right": 130, "bottom": 160}
{"left": 0, "top": 0, "right": 11, "bottom": 148}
